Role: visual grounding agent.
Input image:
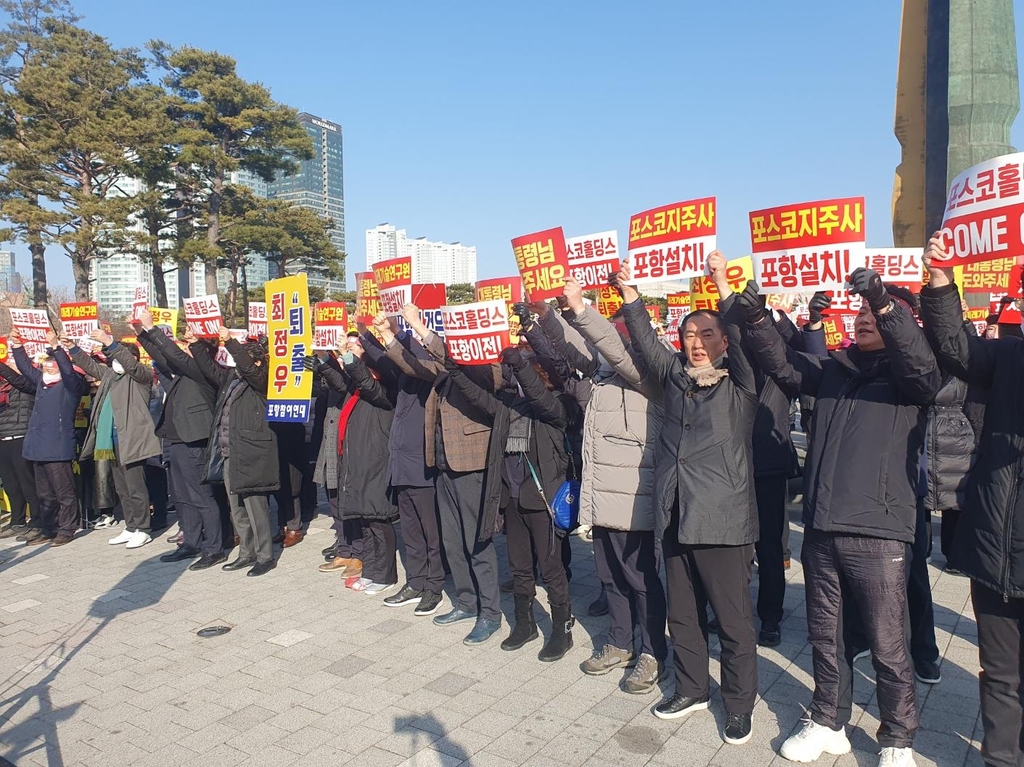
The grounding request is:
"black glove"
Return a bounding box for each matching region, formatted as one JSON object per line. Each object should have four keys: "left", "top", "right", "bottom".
{"left": 501, "top": 347, "right": 524, "bottom": 367}
{"left": 443, "top": 355, "right": 460, "bottom": 374}
{"left": 511, "top": 302, "right": 532, "bottom": 330}
{"left": 807, "top": 292, "right": 831, "bottom": 324}
{"left": 301, "top": 355, "right": 320, "bottom": 372}
{"left": 735, "top": 280, "right": 767, "bottom": 324}
{"left": 848, "top": 267, "right": 889, "bottom": 312}
{"left": 607, "top": 271, "right": 624, "bottom": 298}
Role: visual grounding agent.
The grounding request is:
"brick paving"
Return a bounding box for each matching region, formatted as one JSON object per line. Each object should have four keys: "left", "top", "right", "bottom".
{"left": 0, "top": 510, "right": 984, "bottom": 767}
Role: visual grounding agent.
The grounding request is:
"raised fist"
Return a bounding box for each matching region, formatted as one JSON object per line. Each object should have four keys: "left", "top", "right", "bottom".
{"left": 808, "top": 292, "right": 832, "bottom": 324}
{"left": 735, "top": 280, "right": 767, "bottom": 324}
{"left": 848, "top": 268, "right": 889, "bottom": 312}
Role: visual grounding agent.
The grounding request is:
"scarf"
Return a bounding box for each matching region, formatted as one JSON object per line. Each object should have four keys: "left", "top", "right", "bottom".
{"left": 684, "top": 360, "right": 730, "bottom": 388}
{"left": 94, "top": 394, "right": 116, "bottom": 461}
{"left": 505, "top": 400, "right": 533, "bottom": 454}
{"left": 336, "top": 390, "right": 360, "bottom": 456}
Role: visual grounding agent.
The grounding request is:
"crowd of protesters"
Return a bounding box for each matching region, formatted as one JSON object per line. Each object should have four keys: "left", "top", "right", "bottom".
{"left": 0, "top": 235, "right": 1020, "bottom": 767}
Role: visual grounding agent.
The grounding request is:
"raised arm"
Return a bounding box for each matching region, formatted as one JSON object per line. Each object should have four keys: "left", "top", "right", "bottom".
{"left": 105, "top": 341, "right": 153, "bottom": 385}
{"left": 717, "top": 292, "right": 758, "bottom": 397}
{"left": 619, "top": 298, "right": 675, "bottom": 385}
{"left": 134, "top": 330, "right": 171, "bottom": 374}
{"left": 146, "top": 329, "right": 208, "bottom": 383}
{"left": 536, "top": 304, "right": 599, "bottom": 378}
{"left": 224, "top": 338, "right": 268, "bottom": 396}
{"left": 343, "top": 354, "right": 394, "bottom": 410}
{"left": 442, "top": 357, "right": 501, "bottom": 421}
{"left": 68, "top": 346, "right": 109, "bottom": 383}
{"left": 875, "top": 300, "right": 942, "bottom": 405}
{"left": 190, "top": 339, "right": 232, "bottom": 389}
{"left": 505, "top": 349, "right": 568, "bottom": 429}
{"left": 53, "top": 346, "right": 88, "bottom": 396}
{"left": 0, "top": 360, "right": 35, "bottom": 394}
{"left": 11, "top": 347, "right": 39, "bottom": 387}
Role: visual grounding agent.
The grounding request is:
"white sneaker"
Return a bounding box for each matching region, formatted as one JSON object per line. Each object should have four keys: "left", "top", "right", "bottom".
{"left": 364, "top": 582, "right": 397, "bottom": 596}
{"left": 878, "top": 747, "right": 916, "bottom": 767}
{"left": 780, "top": 719, "right": 852, "bottom": 762}
{"left": 125, "top": 531, "right": 152, "bottom": 549}
{"left": 108, "top": 529, "right": 133, "bottom": 545}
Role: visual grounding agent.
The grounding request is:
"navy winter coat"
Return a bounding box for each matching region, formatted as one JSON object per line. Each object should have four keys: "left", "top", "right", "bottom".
{"left": 15, "top": 346, "right": 89, "bottom": 462}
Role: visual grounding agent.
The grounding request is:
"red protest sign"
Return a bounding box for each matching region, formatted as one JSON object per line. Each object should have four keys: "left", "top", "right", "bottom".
{"left": 313, "top": 303, "right": 348, "bottom": 351}
{"left": 441, "top": 299, "right": 511, "bottom": 365}
{"left": 131, "top": 286, "right": 148, "bottom": 322}
{"left": 957, "top": 258, "right": 1021, "bottom": 294}
{"left": 749, "top": 197, "right": 865, "bottom": 292}
{"left": 10, "top": 308, "right": 50, "bottom": 358}
{"left": 666, "top": 293, "right": 690, "bottom": 328}
{"left": 863, "top": 248, "right": 924, "bottom": 291}
{"left": 511, "top": 227, "right": 569, "bottom": 301}
{"left": 355, "top": 272, "right": 381, "bottom": 325}
{"left": 182, "top": 295, "right": 223, "bottom": 338}
{"left": 627, "top": 198, "right": 716, "bottom": 285}
{"left": 248, "top": 302, "right": 267, "bottom": 339}
{"left": 566, "top": 231, "right": 620, "bottom": 290}
{"left": 59, "top": 302, "right": 99, "bottom": 343}
{"left": 373, "top": 257, "right": 413, "bottom": 316}
{"left": 475, "top": 278, "right": 523, "bottom": 305}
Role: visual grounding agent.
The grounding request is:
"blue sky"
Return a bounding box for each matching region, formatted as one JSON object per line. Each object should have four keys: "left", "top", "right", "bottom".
{"left": 10, "top": 0, "right": 1024, "bottom": 290}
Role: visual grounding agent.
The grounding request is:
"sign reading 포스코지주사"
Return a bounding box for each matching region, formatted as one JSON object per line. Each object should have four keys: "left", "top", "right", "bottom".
{"left": 627, "top": 198, "right": 717, "bottom": 286}
{"left": 266, "top": 274, "right": 312, "bottom": 423}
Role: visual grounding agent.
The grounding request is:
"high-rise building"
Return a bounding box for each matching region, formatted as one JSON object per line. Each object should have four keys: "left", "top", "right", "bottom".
{"left": 268, "top": 112, "right": 345, "bottom": 294}
{"left": 0, "top": 251, "right": 16, "bottom": 293}
{"left": 366, "top": 223, "right": 477, "bottom": 285}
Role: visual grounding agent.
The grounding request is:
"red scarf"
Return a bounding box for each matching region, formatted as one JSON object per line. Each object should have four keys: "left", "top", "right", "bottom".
{"left": 336, "top": 390, "right": 360, "bottom": 456}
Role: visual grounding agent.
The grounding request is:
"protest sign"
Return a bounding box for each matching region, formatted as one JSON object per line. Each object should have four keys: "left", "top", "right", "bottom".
{"left": 511, "top": 227, "right": 569, "bottom": 301}
{"left": 991, "top": 292, "right": 1023, "bottom": 325}
{"left": 596, "top": 286, "right": 624, "bottom": 318}
{"left": 131, "top": 286, "right": 148, "bottom": 322}
{"left": 627, "top": 198, "right": 716, "bottom": 285}
{"left": 182, "top": 295, "right": 222, "bottom": 338}
{"left": 646, "top": 306, "right": 661, "bottom": 323}
{"left": 0, "top": 337, "right": 8, "bottom": 364}
{"left": 149, "top": 307, "right": 178, "bottom": 332}
{"left": 666, "top": 293, "right": 690, "bottom": 328}
{"left": 215, "top": 329, "right": 249, "bottom": 367}
{"left": 476, "top": 277, "right": 524, "bottom": 343}
{"left": 822, "top": 317, "right": 847, "bottom": 350}
{"left": 933, "top": 152, "right": 1024, "bottom": 268}
{"left": 373, "top": 256, "right": 413, "bottom": 316}
{"left": 247, "top": 302, "right": 267, "bottom": 339}
{"left": 749, "top": 197, "right": 864, "bottom": 292}
{"left": 10, "top": 308, "right": 50, "bottom": 358}
{"left": 266, "top": 274, "right": 312, "bottom": 423}
{"left": 121, "top": 335, "right": 151, "bottom": 364}
{"left": 400, "top": 283, "right": 447, "bottom": 338}
{"left": 312, "top": 302, "right": 349, "bottom": 351}
{"left": 965, "top": 306, "right": 990, "bottom": 336}
{"left": 863, "top": 248, "right": 924, "bottom": 290}
{"left": 688, "top": 256, "right": 755, "bottom": 311}
{"left": 59, "top": 302, "right": 100, "bottom": 351}
{"left": 954, "top": 257, "right": 1022, "bottom": 294}
{"left": 566, "top": 231, "right": 620, "bottom": 290}
{"left": 441, "top": 300, "right": 511, "bottom": 365}
{"left": 355, "top": 272, "right": 381, "bottom": 325}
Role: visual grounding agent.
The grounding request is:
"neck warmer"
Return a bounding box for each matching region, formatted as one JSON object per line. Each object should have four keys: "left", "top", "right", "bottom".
{"left": 684, "top": 361, "right": 729, "bottom": 387}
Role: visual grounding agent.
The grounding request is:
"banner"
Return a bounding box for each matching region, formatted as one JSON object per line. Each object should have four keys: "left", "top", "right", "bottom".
{"left": 182, "top": 295, "right": 223, "bottom": 338}
{"left": 131, "top": 286, "right": 148, "bottom": 322}
{"left": 10, "top": 308, "right": 50, "bottom": 359}
{"left": 934, "top": 152, "right": 1024, "bottom": 268}
{"left": 59, "top": 302, "right": 100, "bottom": 351}
{"left": 373, "top": 256, "right": 413, "bottom": 316}
{"left": 749, "top": 197, "right": 864, "bottom": 292}
{"left": 247, "top": 302, "right": 267, "bottom": 339}
{"left": 596, "top": 286, "right": 624, "bottom": 318}
{"left": 511, "top": 227, "right": 569, "bottom": 301}
{"left": 627, "top": 198, "right": 716, "bottom": 285}
{"left": 312, "top": 302, "right": 349, "bottom": 351}
{"left": 863, "top": 248, "right": 924, "bottom": 290}
{"left": 266, "top": 274, "right": 313, "bottom": 423}
{"left": 441, "top": 299, "right": 511, "bottom": 365}
{"left": 822, "top": 317, "right": 847, "bottom": 350}
{"left": 355, "top": 272, "right": 381, "bottom": 325}
{"left": 666, "top": 293, "right": 690, "bottom": 328}
{"left": 149, "top": 307, "right": 178, "bottom": 332}
{"left": 215, "top": 329, "right": 249, "bottom": 368}
{"left": 689, "top": 256, "right": 755, "bottom": 312}
{"left": 566, "top": 230, "right": 620, "bottom": 290}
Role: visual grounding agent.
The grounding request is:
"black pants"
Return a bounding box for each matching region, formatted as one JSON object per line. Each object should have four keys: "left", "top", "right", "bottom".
{"left": 325, "top": 489, "right": 364, "bottom": 560}
{"left": 592, "top": 526, "right": 667, "bottom": 660}
{"left": 223, "top": 458, "right": 274, "bottom": 565}
{"left": 803, "top": 529, "right": 917, "bottom": 749}
{"left": 754, "top": 473, "right": 788, "bottom": 626}
{"left": 663, "top": 524, "right": 758, "bottom": 713}
{"left": 973, "top": 580, "right": 1024, "bottom": 767}
{"left": 34, "top": 461, "right": 78, "bottom": 538}
{"left": 908, "top": 499, "right": 939, "bottom": 665}
{"left": 145, "top": 463, "right": 167, "bottom": 529}
{"left": 168, "top": 442, "right": 222, "bottom": 556}
{"left": 940, "top": 509, "right": 960, "bottom": 561}
{"left": 362, "top": 520, "right": 398, "bottom": 585}
{"left": 505, "top": 498, "right": 570, "bottom": 608}
{"left": 0, "top": 438, "right": 35, "bottom": 526}
{"left": 275, "top": 452, "right": 303, "bottom": 531}
{"left": 112, "top": 457, "right": 150, "bottom": 533}
{"left": 396, "top": 485, "right": 444, "bottom": 594}
{"left": 437, "top": 470, "right": 501, "bottom": 622}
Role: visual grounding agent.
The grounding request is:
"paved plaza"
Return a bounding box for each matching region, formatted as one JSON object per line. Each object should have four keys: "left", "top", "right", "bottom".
{"left": 0, "top": 509, "right": 985, "bottom": 767}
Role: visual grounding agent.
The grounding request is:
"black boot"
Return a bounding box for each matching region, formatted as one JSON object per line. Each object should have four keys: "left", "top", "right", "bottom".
{"left": 500, "top": 595, "right": 538, "bottom": 651}
{"left": 538, "top": 603, "right": 575, "bottom": 662}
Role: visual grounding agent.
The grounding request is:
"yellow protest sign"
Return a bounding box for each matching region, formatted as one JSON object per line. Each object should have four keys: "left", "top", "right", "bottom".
{"left": 149, "top": 307, "right": 178, "bottom": 331}
{"left": 689, "top": 256, "right": 755, "bottom": 312}
{"left": 265, "top": 274, "right": 313, "bottom": 423}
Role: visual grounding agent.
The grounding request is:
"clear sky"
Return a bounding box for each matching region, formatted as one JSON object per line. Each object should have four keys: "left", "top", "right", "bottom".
{"left": 10, "top": 0, "right": 1024, "bottom": 290}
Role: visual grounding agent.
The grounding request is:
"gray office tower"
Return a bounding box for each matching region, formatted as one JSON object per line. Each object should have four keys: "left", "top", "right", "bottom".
{"left": 268, "top": 112, "right": 346, "bottom": 293}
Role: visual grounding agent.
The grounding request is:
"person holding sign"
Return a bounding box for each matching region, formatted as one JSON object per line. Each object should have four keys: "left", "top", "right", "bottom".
{"left": 613, "top": 253, "right": 759, "bottom": 745}
{"left": 10, "top": 328, "right": 88, "bottom": 547}
{"left": 191, "top": 328, "right": 280, "bottom": 577}
{"left": 741, "top": 267, "right": 940, "bottom": 767}
{"left": 919, "top": 234, "right": 1024, "bottom": 767}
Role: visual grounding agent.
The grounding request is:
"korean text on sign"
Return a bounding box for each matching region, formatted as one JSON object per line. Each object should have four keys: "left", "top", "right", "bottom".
{"left": 596, "top": 286, "right": 624, "bottom": 318}
{"left": 312, "top": 302, "right": 348, "bottom": 351}
{"left": 749, "top": 197, "right": 865, "bottom": 292}
{"left": 954, "top": 257, "right": 1022, "bottom": 293}
{"left": 149, "top": 307, "right": 178, "bottom": 332}
{"left": 398, "top": 284, "right": 447, "bottom": 339}
{"left": 182, "top": 295, "right": 223, "bottom": 339}
{"left": 666, "top": 293, "right": 690, "bottom": 327}
{"left": 266, "top": 274, "right": 312, "bottom": 423}
{"left": 476, "top": 277, "right": 524, "bottom": 343}
{"left": 862, "top": 248, "right": 923, "bottom": 289}
{"left": 566, "top": 230, "right": 620, "bottom": 290}
{"left": 688, "top": 256, "right": 755, "bottom": 312}
{"left": 59, "top": 302, "right": 99, "bottom": 345}
{"left": 627, "top": 198, "right": 716, "bottom": 286}
{"left": 934, "top": 151, "right": 1024, "bottom": 268}
{"left": 373, "top": 256, "right": 413, "bottom": 316}
{"left": 355, "top": 272, "right": 381, "bottom": 325}
{"left": 214, "top": 330, "right": 248, "bottom": 368}
{"left": 10, "top": 308, "right": 50, "bottom": 359}
{"left": 131, "top": 286, "right": 148, "bottom": 322}
{"left": 511, "top": 227, "right": 569, "bottom": 301}
{"left": 441, "top": 299, "right": 511, "bottom": 365}
{"left": 248, "top": 302, "right": 267, "bottom": 339}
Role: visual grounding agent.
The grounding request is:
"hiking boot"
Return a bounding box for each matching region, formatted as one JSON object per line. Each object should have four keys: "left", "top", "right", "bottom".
{"left": 622, "top": 653, "right": 664, "bottom": 694}
{"left": 581, "top": 644, "right": 635, "bottom": 676}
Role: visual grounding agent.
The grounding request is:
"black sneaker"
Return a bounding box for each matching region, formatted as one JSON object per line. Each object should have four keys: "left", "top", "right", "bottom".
{"left": 384, "top": 584, "right": 424, "bottom": 607}
{"left": 758, "top": 622, "right": 781, "bottom": 648}
{"left": 914, "top": 659, "right": 941, "bottom": 685}
{"left": 723, "top": 712, "right": 752, "bottom": 745}
{"left": 414, "top": 592, "right": 443, "bottom": 616}
{"left": 653, "top": 694, "right": 710, "bottom": 720}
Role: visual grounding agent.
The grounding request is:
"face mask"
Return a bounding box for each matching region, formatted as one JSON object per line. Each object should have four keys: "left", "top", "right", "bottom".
{"left": 111, "top": 360, "right": 125, "bottom": 375}
{"left": 42, "top": 371, "right": 61, "bottom": 385}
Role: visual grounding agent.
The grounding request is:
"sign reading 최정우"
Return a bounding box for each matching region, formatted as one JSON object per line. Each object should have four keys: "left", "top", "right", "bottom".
{"left": 627, "top": 198, "right": 717, "bottom": 285}
{"left": 266, "top": 274, "right": 312, "bottom": 423}
{"left": 748, "top": 197, "right": 864, "bottom": 292}
{"left": 688, "top": 256, "right": 755, "bottom": 312}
